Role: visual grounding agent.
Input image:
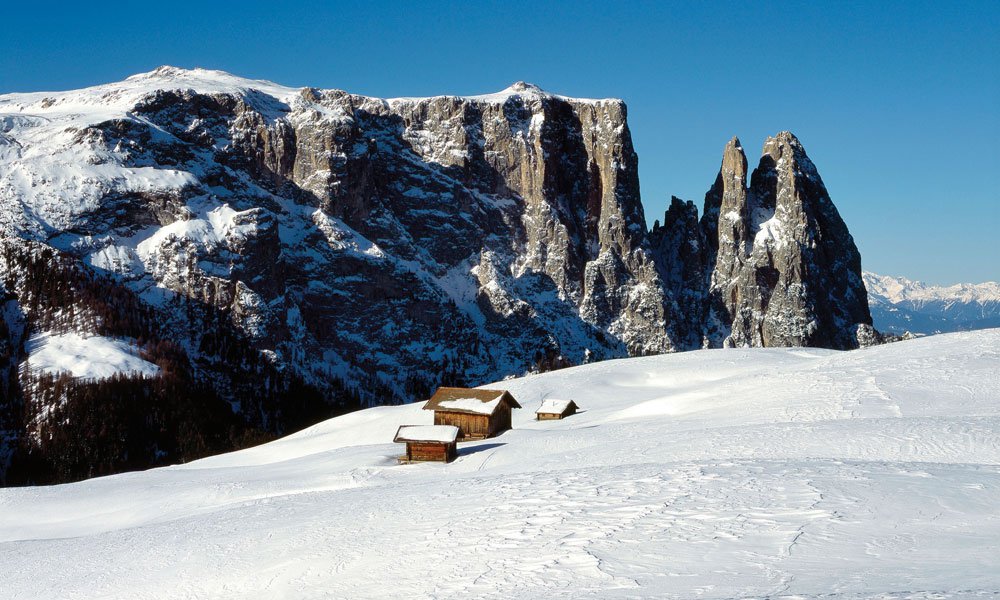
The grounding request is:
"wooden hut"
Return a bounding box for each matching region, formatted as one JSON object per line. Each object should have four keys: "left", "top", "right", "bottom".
{"left": 422, "top": 387, "right": 521, "bottom": 440}
{"left": 393, "top": 425, "right": 459, "bottom": 463}
{"left": 536, "top": 398, "right": 578, "bottom": 420}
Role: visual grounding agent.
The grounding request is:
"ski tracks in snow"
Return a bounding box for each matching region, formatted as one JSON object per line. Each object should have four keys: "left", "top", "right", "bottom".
{"left": 4, "top": 331, "right": 1000, "bottom": 598}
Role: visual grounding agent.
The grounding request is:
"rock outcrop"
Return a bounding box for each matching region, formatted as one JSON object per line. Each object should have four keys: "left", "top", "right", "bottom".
{"left": 648, "top": 197, "right": 708, "bottom": 349}
{"left": 647, "top": 133, "right": 876, "bottom": 351}
{"left": 693, "top": 132, "right": 876, "bottom": 348}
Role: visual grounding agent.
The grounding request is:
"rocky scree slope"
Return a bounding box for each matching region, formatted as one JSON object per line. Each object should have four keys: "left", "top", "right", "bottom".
{"left": 1, "top": 68, "right": 875, "bottom": 482}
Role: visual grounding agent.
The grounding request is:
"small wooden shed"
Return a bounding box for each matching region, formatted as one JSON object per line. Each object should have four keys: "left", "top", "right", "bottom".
{"left": 536, "top": 398, "right": 578, "bottom": 420}
{"left": 423, "top": 387, "right": 521, "bottom": 440}
{"left": 393, "top": 425, "right": 459, "bottom": 463}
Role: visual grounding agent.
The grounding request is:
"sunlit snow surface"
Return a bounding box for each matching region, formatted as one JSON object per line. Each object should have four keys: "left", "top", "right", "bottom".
{"left": 24, "top": 332, "right": 160, "bottom": 380}
{"left": 2, "top": 330, "right": 1000, "bottom": 599}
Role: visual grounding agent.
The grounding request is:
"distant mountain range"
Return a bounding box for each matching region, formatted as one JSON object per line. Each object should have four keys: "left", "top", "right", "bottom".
{"left": 863, "top": 272, "right": 1000, "bottom": 335}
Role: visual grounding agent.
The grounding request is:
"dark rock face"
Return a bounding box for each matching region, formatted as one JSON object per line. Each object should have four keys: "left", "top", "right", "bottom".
{"left": 648, "top": 197, "right": 708, "bottom": 349}
{"left": 700, "top": 136, "right": 751, "bottom": 344}
{"left": 660, "top": 132, "right": 877, "bottom": 349}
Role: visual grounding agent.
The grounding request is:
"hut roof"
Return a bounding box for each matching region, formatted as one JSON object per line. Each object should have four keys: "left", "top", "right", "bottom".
{"left": 393, "top": 425, "right": 460, "bottom": 444}
{"left": 536, "top": 398, "right": 577, "bottom": 415}
{"left": 423, "top": 387, "right": 522, "bottom": 416}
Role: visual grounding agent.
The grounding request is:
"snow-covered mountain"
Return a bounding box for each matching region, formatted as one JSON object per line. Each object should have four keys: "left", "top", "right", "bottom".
{"left": 1, "top": 67, "right": 876, "bottom": 483}
{"left": 864, "top": 271, "right": 1000, "bottom": 335}
{"left": 1, "top": 330, "right": 998, "bottom": 598}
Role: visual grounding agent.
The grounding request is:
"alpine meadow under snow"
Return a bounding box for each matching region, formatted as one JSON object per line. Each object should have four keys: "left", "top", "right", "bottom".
{"left": 2, "top": 329, "right": 999, "bottom": 599}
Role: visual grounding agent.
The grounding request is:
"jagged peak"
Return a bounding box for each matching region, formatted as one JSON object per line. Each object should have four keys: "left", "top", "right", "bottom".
{"left": 701, "top": 136, "right": 749, "bottom": 223}
{"left": 662, "top": 196, "right": 699, "bottom": 226}
{"left": 667, "top": 195, "right": 696, "bottom": 212}
{"left": 756, "top": 131, "right": 819, "bottom": 179}
{"left": 762, "top": 131, "right": 806, "bottom": 155}
{"left": 651, "top": 196, "right": 698, "bottom": 236}
{"left": 720, "top": 136, "right": 749, "bottom": 173}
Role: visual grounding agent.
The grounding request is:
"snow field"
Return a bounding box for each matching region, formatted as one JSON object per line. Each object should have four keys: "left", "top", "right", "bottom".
{"left": 23, "top": 332, "right": 160, "bottom": 380}
{"left": 1, "top": 329, "right": 999, "bottom": 599}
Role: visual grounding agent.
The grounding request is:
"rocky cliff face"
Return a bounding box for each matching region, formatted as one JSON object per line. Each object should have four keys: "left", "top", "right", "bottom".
{"left": 1, "top": 69, "right": 673, "bottom": 408}
{"left": 695, "top": 132, "right": 877, "bottom": 349}
{"left": 648, "top": 133, "right": 877, "bottom": 351}
{"left": 0, "top": 68, "right": 877, "bottom": 483}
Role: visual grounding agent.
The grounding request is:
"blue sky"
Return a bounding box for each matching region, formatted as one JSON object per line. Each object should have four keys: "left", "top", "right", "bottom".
{"left": 2, "top": 1, "right": 997, "bottom": 284}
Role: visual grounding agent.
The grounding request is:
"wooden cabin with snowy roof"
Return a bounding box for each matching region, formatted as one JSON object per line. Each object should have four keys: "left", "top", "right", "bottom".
{"left": 422, "top": 387, "right": 521, "bottom": 440}
{"left": 393, "top": 425, "right": 459, "bottom": 463}
{"left": 535, "top": 398, "right": 578, "bottom": 420}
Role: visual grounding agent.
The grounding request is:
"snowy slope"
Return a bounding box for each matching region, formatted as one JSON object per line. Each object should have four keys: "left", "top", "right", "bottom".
{"left": 2, "top": 330, "right": 999, "bottom": 598}
{"left": 0, "top": 67, "right": 606, "bottom": 239}
{"left": 865, "top": 271, "right": 1000, "bottom": 335}
{"left": 24, "top": 332, "right": 160, "bottom": 380}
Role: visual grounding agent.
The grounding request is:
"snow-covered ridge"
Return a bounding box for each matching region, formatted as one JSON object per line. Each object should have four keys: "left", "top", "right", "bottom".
{"left": 863, "top": 271, "right": 1000, "bottom": 335}
{"left": 388, "top": 80, "right": 616, "bottom": 105}
{"left": 2, "top": 330, "right": 999, "bottom": 598}
{"left": 0, "top": 66, "right": 618, "bottom": 238}
{"left": 864, "top": 271, "right": 1000, "bottom": 305}
{"left": 0, "top": 66, "right": 298, "bottom": 116}
{"left": 0, "top": 66, "right": 614, "bottom": 115}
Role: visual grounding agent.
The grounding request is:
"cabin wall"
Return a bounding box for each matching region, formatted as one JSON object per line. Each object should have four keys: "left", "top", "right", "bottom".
{"left": 492, "top": 405, "right": 512, "bottom": 435}
{"left": 536, "top": 405, "right": 575, "bottom": 420}
{"left": 433, "top": 406, "right": 514, "bottom": 439}
{"left": 434, "top": 412, "right": 490, "bottom": 438}
{"left": 406, "top": 442, "right": 456, "bottom": 462}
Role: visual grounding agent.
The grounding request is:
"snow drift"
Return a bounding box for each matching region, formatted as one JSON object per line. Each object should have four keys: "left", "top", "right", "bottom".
{"left": 1, "top": 329, "right": 998, "bottom": 598}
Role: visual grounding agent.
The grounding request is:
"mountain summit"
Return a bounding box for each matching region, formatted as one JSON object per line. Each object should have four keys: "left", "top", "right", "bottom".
{"left": 704, "top": 131, "right": 874, "bottom": 348}
{"left": 652, "top": 132, "right": 877, "bottom": 349}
